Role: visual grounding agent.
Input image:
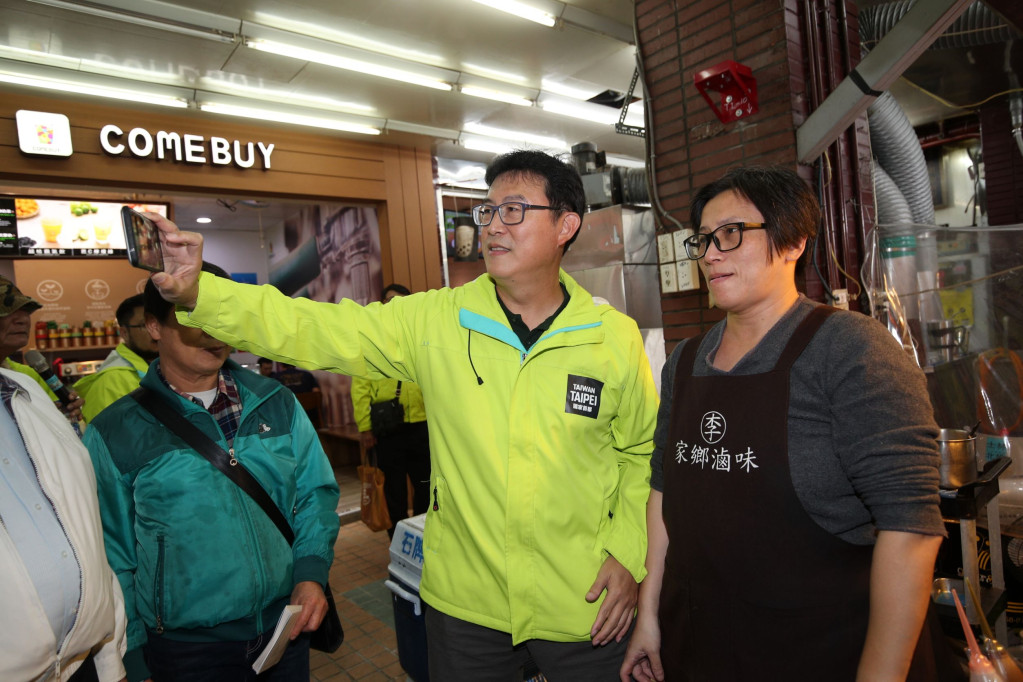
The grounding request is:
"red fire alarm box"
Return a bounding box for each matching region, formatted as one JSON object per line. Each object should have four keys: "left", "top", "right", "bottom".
{"left": 694, "top": 60, "right": 758, "bottom": 124}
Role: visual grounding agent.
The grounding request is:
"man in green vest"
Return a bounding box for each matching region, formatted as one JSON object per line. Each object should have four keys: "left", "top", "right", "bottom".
{"left": 74, "top": 293, "right": 158, "bottom": 422}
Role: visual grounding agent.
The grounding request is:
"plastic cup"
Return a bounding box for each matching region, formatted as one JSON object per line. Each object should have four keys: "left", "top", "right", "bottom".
{"left": 41, "top": 216, "right": 62, "bottom": 242}
{"left": 94, "top": 219, "right": 112, "bottom": 244}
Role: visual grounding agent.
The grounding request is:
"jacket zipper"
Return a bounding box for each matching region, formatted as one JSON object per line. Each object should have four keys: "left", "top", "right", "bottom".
{"left": 155, "top": 535, "right": 165, "bottom": 633}
{"left": 202, "top": 398, "right": 271, "bottom": 634}
{"left": 199, "top": 403, "right": 270, "bottom": 634}
{"left": 433, "top": 485, "right": 439, "bottom": 511}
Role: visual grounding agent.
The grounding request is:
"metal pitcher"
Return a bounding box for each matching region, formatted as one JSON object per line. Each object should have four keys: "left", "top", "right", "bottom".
{"left": 938, "top": 427, "right": 977, "bottom": 489}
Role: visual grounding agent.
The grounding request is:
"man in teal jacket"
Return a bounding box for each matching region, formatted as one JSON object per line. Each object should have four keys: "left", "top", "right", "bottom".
{"left": 74, "top": 293, "right": 157, "bottom": 422}
{"left": 84, "top": 265, "right": 340, "bottom": 681}
{"left": 150, "top": 151, "right": 658, "bottom": 681}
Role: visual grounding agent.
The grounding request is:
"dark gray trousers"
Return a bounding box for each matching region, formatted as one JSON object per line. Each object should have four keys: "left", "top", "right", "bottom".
{"left": 425, "top": 606, "right": 632, "bottom": 682}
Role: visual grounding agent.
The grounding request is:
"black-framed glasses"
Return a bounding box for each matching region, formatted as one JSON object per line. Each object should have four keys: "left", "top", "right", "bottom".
{"left": 471, "top": 202, "right": 559, "bottom": 227}
{"left": 123, "top": 324, "right": 146, "bottom": 329}
{"left": 683, "top": 222, "right": 765, "bottom": 260}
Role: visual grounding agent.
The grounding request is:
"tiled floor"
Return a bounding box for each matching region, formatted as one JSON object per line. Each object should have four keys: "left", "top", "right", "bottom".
{"left": 312, "top": 466, "right": 415, "bottom": 682}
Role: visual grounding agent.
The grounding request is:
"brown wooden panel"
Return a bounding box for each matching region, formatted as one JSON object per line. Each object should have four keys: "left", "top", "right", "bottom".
{"left": 0, "top": 146, "right": 389, "bottom": 201}
{"left": 381, "top": 147, "right": 410, "bottom": 288}
{"left": 399, "top": 147, "right": 428, "bottom": 292}
{"left": 416, "top": 147, "right": 444, "bottom": 290}
{"left": 2, "top": 89, "right": 443, "bottom": 300}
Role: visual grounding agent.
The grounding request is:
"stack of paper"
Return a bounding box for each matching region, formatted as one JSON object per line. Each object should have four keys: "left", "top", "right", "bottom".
{"left": 252, "top": 605, "right": 303, "bottom": 673}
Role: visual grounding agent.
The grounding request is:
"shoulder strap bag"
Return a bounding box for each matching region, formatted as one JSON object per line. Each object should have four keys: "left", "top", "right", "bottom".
{"left": 369, "top": 381, "right": 404, "bottom": 436}
{"left": 129, "top": 387, "right": 344, "bottom": 653}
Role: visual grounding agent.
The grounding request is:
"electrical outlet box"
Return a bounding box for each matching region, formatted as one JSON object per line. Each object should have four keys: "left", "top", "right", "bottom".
{"left": 833, "top": 288, "right": 849, "bottom": 310}
{"left": 677, "top": 259, "right": 699, "bottom": 292}
{"left": 657, "top": 233, "right": 675, "bottom": 264}
{"left": 660, "top": 263, "right": 679, "bottom": 293}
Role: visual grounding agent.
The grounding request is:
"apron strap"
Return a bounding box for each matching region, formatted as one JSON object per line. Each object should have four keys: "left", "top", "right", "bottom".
{"left": 773, "top": 305, "right": 837, "bottom": 372}
{"left": 672, "top": 332, "right": 708, "bottom": 404}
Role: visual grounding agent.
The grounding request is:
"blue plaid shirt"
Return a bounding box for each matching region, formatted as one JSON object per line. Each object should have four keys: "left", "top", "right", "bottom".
{"left": 159, "top": 368, "right": 243, "bottom": 446}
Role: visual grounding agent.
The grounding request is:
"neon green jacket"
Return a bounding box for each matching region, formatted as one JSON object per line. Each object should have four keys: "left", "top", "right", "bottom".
{"left": 351, "top": 376, "right": 427, "bottom": 432}
{"left": 73, "top": 344, "right": 150, "bottom": 422}
{"left": 181, "top": 270, "right": 658, "bottom": 643}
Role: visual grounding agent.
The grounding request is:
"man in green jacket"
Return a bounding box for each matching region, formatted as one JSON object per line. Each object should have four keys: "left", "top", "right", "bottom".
{"left": 74, "top": 293, "right": 157, "bottom": 422}
{"left": 150, "top": 150, "right": 658, "bottom": 681}
{"left": 85, "top": 264, "right": 340, "bottom": 681}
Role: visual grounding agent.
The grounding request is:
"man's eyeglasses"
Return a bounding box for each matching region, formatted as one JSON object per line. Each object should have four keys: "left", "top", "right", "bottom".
{"left": 471, "top": 202, "right": 559, "bottom": 227}
{"left": 123, "top": 324, "right": 146, "bottom": 329}
{"left": 683, "top": 222, "right": 765, "bottom": 260}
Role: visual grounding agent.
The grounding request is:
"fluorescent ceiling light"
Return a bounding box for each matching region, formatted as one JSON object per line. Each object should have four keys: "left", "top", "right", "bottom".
{"left": 0, "top": 70, "right": 188, "bottom": 108}
{"left": 460, "top": 133, "right": 566, "bottom": 155}
{"left": 0, "top": 44, "right": 189, "bottom": 87}
{"left": 463, "top": 122, "right": 564, "bottom": 149}
{"left": 385, "top": 121, "right": 460, "bottom": 140}
{"left": 244, "top": 38, "right": 452, "bottom": 91}
{"left": 247, "top": 15, "right": 443, "bottom": 65}
{"left": 197, "top": 77, "right": 375, "bottom": 114}
{"left": 541, "top": 79, "right": 598, "bottom": 101}
{"left": 460, "top": 85, "right": 533, "bottom": 107}
{"left": 24, "top": 0, "right": 237, "bottom": 43}
{"left": 196, "top": 217, "right": 212, "bottom": 224}
{"left": 199, "top": 102, "right": 380, "bottom": 135}
{"left": 540, "top": 97, "right": 618, "bottom": 124}
{"left": 462, "top": 63, "right": 528, "bottom": 84}
{"left": 460, "top": 135, "right": 516, "bottom": 155}
{"left": 471, "top": 0, "right": 558, "bottom": 27}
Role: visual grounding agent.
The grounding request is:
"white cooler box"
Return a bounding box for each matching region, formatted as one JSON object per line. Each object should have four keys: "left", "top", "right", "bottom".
{"left": 386, "top": 514, "right": 429, "bottom": 682}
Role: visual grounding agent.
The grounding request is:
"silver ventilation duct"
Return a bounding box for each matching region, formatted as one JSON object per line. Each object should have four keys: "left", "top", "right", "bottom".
{"left": 861, "top": 1, "right": 1022, "bottom": 227}
{"left": 872, "top": 163, "right": 914, "bottom": 225}
{"left": 868, "top": 91, "right": 935, "bottom": 225}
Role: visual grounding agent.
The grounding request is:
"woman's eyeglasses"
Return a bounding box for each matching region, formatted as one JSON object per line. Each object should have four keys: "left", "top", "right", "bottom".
{"left": 683, "top": 222, "right": 765, "bottom": 260}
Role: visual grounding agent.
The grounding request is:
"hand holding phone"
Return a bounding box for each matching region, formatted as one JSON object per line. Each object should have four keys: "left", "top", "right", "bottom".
{"left": 121, "top": 206, "right": 165, "bottom": 272}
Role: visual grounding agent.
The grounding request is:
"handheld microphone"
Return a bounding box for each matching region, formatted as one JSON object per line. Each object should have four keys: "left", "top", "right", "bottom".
{"left": 25, "top": 349, "right": 75, "bottom": 406}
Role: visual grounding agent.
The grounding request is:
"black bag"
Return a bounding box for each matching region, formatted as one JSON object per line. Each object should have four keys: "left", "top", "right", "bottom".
{"left": 369, "top": 381, "right": 404, "bottom": 436}
{"left": 309, "top": 585, "right": 343, "bottom": 653}
{"left": 130, "top": 387, "right": 344, "bottom": 653}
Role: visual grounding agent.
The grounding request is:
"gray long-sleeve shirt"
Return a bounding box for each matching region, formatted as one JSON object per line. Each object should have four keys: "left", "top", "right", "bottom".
{"left": 651, "top": 296, "right": 944, "bottom": 544}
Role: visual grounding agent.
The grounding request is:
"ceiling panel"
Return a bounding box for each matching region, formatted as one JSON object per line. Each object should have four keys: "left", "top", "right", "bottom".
{"left": 0, "top": 0, "right": 646, "bottom": 171}
{"left": 0, "top": 0, "right": 1017, "bottom": 239}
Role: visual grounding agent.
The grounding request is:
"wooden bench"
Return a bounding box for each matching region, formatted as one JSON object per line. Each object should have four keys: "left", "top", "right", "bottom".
{"left": 317, "top": 424, "right": 366, "bottom": 468}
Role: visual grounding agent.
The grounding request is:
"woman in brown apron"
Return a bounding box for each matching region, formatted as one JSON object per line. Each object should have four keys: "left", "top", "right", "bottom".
{"left": 620, "top": 167, "right": 946, "bottom": 681}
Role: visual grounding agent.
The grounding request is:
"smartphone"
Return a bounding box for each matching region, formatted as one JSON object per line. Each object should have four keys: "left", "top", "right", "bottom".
{"left": 120, "top": 206, "right": 164, "bottom": 272}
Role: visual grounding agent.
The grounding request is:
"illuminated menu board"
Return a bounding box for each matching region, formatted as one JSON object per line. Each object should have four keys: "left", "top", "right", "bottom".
{"left": 0, "top": 197, "right": 169, "bottom": 258}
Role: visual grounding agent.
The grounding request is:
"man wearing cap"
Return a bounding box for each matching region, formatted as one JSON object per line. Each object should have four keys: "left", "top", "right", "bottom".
{"left": 0, "top": 277, "right": 57, "bottom": 399}
{"left": 0, "top": 275, "right": 128, "bottom": 681}
{"left": 0, "top": 277, "right": 84, "bottom": 418}
{"left": 74, "top": 294, "right": 158, "bottom": 422}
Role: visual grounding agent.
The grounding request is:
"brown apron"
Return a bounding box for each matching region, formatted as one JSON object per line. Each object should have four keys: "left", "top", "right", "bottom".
{"left": 658, "top": 307, "right": 939, "bottom": 681}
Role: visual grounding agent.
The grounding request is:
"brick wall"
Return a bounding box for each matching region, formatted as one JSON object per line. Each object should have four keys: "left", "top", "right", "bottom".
{"left": 636, "top": 0, "right": 871, "bottom": 352}
{"left": 982, "top": 103, "right": 1023, "bottom": 227}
